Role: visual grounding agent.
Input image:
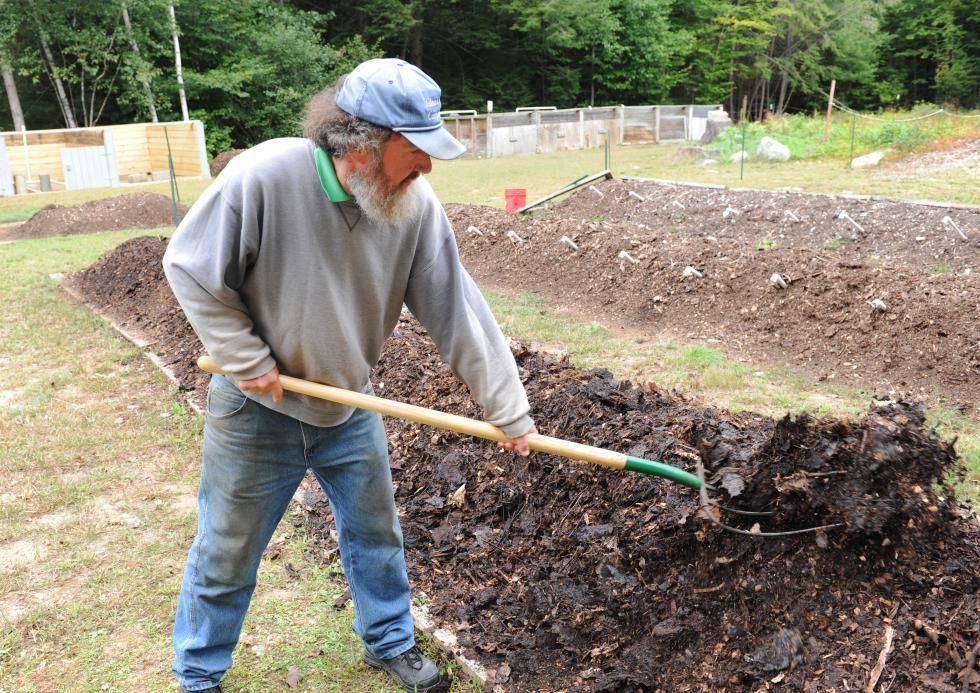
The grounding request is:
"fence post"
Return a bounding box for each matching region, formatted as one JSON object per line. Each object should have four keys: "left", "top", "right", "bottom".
{"left": 686, "top": 105, "right": 694, "bottom": 140}
{"left": 0, "top": 137, "right": 13, "bottom": 196}
{"left": 103, "top": 130, "right": 120, "bottom": 187}
{"left": 654, "top": 106, "right": 661, "bottom": 143}
{"left": 533, "top": 110, "right": 542, "bottom": 154}
{"left": 486, "top": 114, "right": 493, "bottom": 158}
{"left": 618, "top": 105, "right": 625, "bottom": 144}
{"left": 579, "top": 108, "right": 585, "bottom": 149}
{"left": 823, "top": 79, "right": 836, "bottom": 142}
{"left": 193, "top": 120, "right": 210, "bottom": 178}
{"left": 740, "top": 119, "right": 746, "bottom": 181}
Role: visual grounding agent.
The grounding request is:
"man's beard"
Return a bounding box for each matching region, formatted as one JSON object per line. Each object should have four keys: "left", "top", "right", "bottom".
{"left": 346, "top": 155, "right": 420, "bottom": 226}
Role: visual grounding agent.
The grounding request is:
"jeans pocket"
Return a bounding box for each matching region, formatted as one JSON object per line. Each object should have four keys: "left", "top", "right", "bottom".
{"left": 207, "top": 375, "right": 249, "bottom": 419}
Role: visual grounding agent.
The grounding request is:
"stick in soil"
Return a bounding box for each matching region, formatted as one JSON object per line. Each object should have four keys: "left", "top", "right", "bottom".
{"left": 864, "top": 624, "right": 895, "bottom": 693}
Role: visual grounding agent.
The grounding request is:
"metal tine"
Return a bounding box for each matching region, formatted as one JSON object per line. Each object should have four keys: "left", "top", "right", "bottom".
{"left": 697, "top": 460, "right": 843, "bottom": 537}
{"left": 709, "top": 502, "right": 775, "bottom": 517}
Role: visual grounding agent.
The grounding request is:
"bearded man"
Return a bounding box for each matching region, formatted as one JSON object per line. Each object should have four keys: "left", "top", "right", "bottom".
{"left": 163, "top": 58, "right": 536, "bottom": 693}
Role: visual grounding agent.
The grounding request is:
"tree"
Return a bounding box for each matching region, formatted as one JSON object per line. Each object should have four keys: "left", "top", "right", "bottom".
{"left": 877, "top": 0, "right": 979, "bottom": 109}
{"left": 121, "top": 0, "right": 158, "bottom": 122}
{"left": 591, "top": 0, "right": 685, "bottom": 105}
{"left": 167, "top": 1, "right": 188, "bottom": 120}
{"left": 174, "top": 0, "right": 376, "bottom": 152}
{"left": 0, "top": 1, "right": 25, "bottom": 129}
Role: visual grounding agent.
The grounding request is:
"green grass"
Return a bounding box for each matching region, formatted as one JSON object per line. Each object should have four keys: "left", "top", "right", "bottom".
{"left": 930, "top": 260, "right": 952, "bottom": 274}
{"left": 826, "top": 236, "right": 848, "bottom": 250}
{"left": 0, "top": 229, "right": 431, "bottom": 691}
{"left": 427, "top": 135, "right": 979, "bottom": 207}
{"left": 754, "top": 238, "right": 779, "bottom": 251}
{"left": 706, "top": 108, "right": 979, "bottom": 162}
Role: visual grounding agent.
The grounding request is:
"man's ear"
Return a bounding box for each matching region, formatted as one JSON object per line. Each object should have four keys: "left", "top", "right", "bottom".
{"left": 344, "top": 149, "right": 372, "bottom": 170}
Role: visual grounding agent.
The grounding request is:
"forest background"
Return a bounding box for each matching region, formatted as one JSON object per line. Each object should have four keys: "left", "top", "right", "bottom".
{"left": 0, "top": 0, "right": 977, "bottom": 155}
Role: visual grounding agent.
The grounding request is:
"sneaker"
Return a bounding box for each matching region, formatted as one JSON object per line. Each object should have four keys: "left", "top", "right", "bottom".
{"left": 364, "top": 645, "right": 442, "bottom": 692}
{"left": 178, "top": 687, "right": 221, "bottom": 693}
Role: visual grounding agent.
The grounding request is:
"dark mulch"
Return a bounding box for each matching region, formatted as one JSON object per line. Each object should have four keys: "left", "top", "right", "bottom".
{"left": 65, "top": 236, "right": 979, "bottom": 692}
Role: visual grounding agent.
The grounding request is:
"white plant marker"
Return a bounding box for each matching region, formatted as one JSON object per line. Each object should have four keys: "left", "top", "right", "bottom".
{"left": 682, "top": 265, "right": 703, "bottom": 279}
{"left": 769, "top": 272, "right": 788, "bottom": 289}
{"left": 869, "top": 298, "right": 887, "bottom": 313}
{"left": 559, "top": 235, "right": 579, "bottom": 252}
{"left": 617, "top": 250, "right": 639, "bottom": 272}
{"left": 589, "top": 185, "right": 604, "bottom": 198}
{"left": 705, "top": 235, "right": 718, "bottom": 242}
{"left": 672, "top": 199, "right": 686, "bottom": 209}
{"left": 465, "top": 225, "right": 483, "bottom": 236}
{"left": 784, "top": 210, "right": 800, "bottom": 222}
{"left": 837, "top": 210, "right": 865, "bottom": 234}
{"left": 506, "top": 230, "right": 526, "bottom": 244}
{"left": 723, "top": 206, "right": 740, "bottom": 219}
{"left": 628, "top": 190, "right": 646, "bottom": 202}
{"left": 943, "top": 215, "right": 968, "bottom": 240}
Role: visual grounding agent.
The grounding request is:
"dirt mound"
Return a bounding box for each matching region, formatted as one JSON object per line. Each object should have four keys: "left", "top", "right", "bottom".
{"left": 446, "top": 179, "right": 980, "bottom": 411}
{"left": 889, "top": 137, "right": 980, "bottom": 175}
{"left": 65, "top": 237, "right": 978, "bottom": 691}
{"left": 5, "top": 192, "right": 184, "bottom": 242}
{"left": 210, "top": 149, "right": 245, "bottom": 177}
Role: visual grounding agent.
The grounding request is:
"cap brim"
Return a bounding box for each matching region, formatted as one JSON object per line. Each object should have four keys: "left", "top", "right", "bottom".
{"left": 401, "top": 127, "right": 467, "bottom": 160}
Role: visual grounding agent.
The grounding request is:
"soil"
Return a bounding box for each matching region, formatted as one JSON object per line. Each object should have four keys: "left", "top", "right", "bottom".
{"left": 65, "top": 237, "right": 979, "bottom": 692}
{"left": 445, "top": 179, "right": 980, "bottom": 413}
{"left": 210, "top": 149, "right": 245, "bottom": 177}
{"left": 0, "top": 192, "right": 185, "bottom": 242}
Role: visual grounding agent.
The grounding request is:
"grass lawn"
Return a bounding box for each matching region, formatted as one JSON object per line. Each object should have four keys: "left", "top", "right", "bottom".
{"left": 0, "top": 230, "right": 421, "bottom": 691}
{"left": 1, "top": 138, "right": 976, "bottom": 689}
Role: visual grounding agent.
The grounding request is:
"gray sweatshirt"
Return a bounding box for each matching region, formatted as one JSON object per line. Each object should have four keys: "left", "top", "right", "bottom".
{"left": 163, "top": 137, "right": 533, "bottom": 438}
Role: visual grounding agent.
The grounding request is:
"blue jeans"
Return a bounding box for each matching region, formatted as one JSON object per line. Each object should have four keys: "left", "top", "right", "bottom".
{"left": 173, "top": 375, "right": 415, "bottom": 690}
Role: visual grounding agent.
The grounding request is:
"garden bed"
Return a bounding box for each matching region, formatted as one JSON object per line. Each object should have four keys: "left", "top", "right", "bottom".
{"left": 65, "top": 236, "right": 978, "bottom": 691}
{"left": 447, "top": 179, "right": 979, "bottom": 412}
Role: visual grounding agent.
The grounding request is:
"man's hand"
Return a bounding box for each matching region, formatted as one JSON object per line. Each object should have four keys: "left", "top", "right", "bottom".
{"left": 237, "top": 365, "right": 284, "bottom": 403}
{"left": 498, "top": 425, "right": 537, "bottom": 457}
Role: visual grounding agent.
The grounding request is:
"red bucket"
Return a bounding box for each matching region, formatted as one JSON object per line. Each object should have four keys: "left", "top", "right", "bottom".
{"left": 504, "top": 188, "right": 527, "bottom": 213}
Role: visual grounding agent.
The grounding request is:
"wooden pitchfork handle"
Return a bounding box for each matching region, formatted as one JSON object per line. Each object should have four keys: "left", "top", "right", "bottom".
{"left": 197, "top": 355, "right": 701, "bottom": 489}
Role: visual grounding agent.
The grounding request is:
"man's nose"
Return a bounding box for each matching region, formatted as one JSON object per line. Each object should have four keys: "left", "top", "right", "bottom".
{"left": 416, "top": 153, "right": 432, "bottom": 174}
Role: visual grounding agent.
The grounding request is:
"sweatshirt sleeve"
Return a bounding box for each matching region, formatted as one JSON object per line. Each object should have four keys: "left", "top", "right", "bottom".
{"left": 404, "top": 205, "right": 534, "bottom": 439}
{"left": 162, "top": 179, "right": 277, "bottom": 380}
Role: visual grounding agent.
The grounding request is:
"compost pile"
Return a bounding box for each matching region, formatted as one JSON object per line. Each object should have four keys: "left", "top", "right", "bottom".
{"left": 3, "top": 192, "right": 184, "bottom": 242}
{"left": 209, "top": 149, "right": 245, "bottom": 177}
{"left": 66, "top": 237, "right": 978, "bottom": 691}
{"left": 447, "top": 179, "right": 980, "bottom": 412}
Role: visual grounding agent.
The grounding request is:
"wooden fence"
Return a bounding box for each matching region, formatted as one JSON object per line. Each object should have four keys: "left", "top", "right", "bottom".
{"left": 442, "top": 104, "right": 724, "bottom": 159}
{"left": 0, "top": 120, "right": 209, "bottom": 196}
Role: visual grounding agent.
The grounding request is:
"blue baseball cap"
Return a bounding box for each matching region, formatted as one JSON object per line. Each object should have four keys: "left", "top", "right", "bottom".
{"left": 335, "top": 58, "right": 466, "bottom": 160}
